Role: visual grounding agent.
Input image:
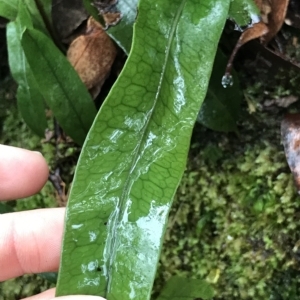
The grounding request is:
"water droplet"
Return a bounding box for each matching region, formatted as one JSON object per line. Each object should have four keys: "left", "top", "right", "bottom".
{"left": 234, "top": 23, "right": 243, "bottom": 32}
{"left": 221, "top": 73, "right": 233, "bottom": 88}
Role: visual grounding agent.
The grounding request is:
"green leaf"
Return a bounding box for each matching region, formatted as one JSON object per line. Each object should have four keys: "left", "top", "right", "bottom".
{"left": 156, "top": 276, "right": 214, "bottom": 300}
{"left": 0, "top": 0, "right": 18, "bottom": 20}
{"left": 197, "top": 49, "right": 242, "bottom": 132}
{"left": 228, "top": 0, "right": 260, "bottom": 27}
{"left": 82, "top": 0, "right": 102, "bottom": 24}
{"left": 56, "top": 0, "right": 230, "bottom": 299}
{"left": 33, "top": 0, "right": 53, "bottom": 28}
{"left": 23, "top": 0, "right": 49, "bottom": 34}
{"left": 107, "top": 0, "right": 139, "bottom": 54}
{"left": 21, "top": 28, "right": 97, "bottom": 145}
{"left": 38, "top": 272, "right": 58, "bottom": 284}
{"left": 7, "top": 3, "right": 47, "bottom": 137}
{"left": 0, "top": 203, "right": 14, "bottom": 214}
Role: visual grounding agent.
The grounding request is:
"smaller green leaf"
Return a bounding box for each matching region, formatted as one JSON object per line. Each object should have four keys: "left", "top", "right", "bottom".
{"left": 197, "top": 49, "right": 242, "bottom": 132}
{"left": 82, "top": 0, "right": 103, "bottom": 24}
{"left": 33, "top": 0, "right": 53, "bottom": 28}
{"left": 107, "top": 0, "right": 139, "bottom": 54}
{"left": 156, "top": 276, "right": 214, "bottom": 300}
{"left": 0, "top": 0, "right": 18, "bottom": 20}
{"left": 23, "top": 0, "right": 48, "bottom": 35}
{"left": 21, "top": 28, "right": 97, "bottom": 145}
{"left": 7, "top": 2, "right": 47, "bottom": 137}
{"left": 229, "top": 0, "right": 260, "bottom": 27}
{"left": 38, "top": 272, "right": 58, "bottom": 284}
{"left": 0, "top": 203, "right": 14, "bottom": 214}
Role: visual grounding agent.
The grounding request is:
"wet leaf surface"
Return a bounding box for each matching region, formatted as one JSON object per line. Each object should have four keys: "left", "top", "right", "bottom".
{"left": 281, "top": 114, "right": 300, "bottom": 193}
{"left": 55, "top": 0, "right": 231, "bottom": 298}
{"left": 67, "top": 17, "right": 117, "bottom": 99}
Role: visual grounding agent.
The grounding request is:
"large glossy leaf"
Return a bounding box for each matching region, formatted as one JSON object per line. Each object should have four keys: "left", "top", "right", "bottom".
{"left": 56, "top": 0, "right": 230, "bottom": 299}
{"left": 7, "top": 3, "right": 47, "bottom": 137}
{"left": 229, "top": 0, "right": 260, "bottom": 27}
{"left": 0, "top": 0, "right": 18, "bottom": 20}
{"left": 197, "top": 49, "right": 242, "bottom": 132}
{"left": 156, "top": 276, "right": 214, "bottom": 300}
{"left": 21, "top": 28, "right": 97, "bottom": 145}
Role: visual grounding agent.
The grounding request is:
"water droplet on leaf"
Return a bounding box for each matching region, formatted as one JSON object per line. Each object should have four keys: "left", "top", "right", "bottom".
{"left": 221, "top": 73, "right": 233, "bottom": 88}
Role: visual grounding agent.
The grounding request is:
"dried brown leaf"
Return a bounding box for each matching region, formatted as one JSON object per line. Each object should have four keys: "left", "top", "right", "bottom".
{"left": 67, "top": 17, "right": 117, "bottom": 99}
{"left": 103, "top": 11, "right": 122, "bottom": 27}
{"left": 92, "top": 0, "right": 122, "bottom": 28}
{"left": 225, "top": 0, "right": 289, "bottom": 76}
{"left": 225, "top": 22, "right": 269, "bottom": 75}
{"left": 281, "top": 114, "right": 300, "bottom": 193}
{"left": 262, "top": 0, "right": 289, "bottom": 43}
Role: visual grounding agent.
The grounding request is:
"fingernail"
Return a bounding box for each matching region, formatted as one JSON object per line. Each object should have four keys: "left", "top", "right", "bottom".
{"left": 33, "top": 151, "right": 43, "bottom": 156}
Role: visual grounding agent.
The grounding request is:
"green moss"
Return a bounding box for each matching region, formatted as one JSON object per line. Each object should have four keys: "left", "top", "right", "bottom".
{"left": 0, "top": 275, "right": 55, "bottom": 300}
{"left": 155, "top": 108, "right": 300, "bottom": 299}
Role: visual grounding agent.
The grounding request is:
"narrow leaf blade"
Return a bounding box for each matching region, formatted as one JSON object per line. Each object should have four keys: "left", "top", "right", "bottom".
{"left": 21, "top": 28, "right": 97, "bottom": 145}
{"left": 23, "top": 0, "right": 49, "bottom": 34}
{"left": 7, "top": 4, "right": 47, "bottom": 137}
{"left": 56, "top": 0, "right": 230, "bottom": 299}
{"left": 0, "top": 0, "right": 18, "bottom": 20}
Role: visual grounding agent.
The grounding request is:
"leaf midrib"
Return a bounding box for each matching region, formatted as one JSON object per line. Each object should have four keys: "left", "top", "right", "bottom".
{"left": 105, "top": 0, "right": 188, "bottom": 293}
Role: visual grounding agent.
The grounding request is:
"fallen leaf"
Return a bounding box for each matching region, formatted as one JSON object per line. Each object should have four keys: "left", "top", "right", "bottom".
{"left": 226, "top": 0, "right": 289, "bottom": 76}
{"left": 225, "top": 21, "right": 269, "bottom": 75}
{"left": 67, "top": 16, "right": 117, "bottom": 99}
{"left": 261, "top": 0, "right": 289, "bottom": 43}
{"left": 103, "top": 11, "right": 122, "bottom": 27}
{"left": 281, "top": 114, "right": 300, "bottom": 193}
{"left": 92, "top": 0, "right": 122, "bottom": 29}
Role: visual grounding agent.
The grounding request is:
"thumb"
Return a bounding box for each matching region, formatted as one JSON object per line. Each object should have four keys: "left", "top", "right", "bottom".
{"left": 51, "top": 297, "right": 106, "bottom": 300}
{"left": 23, "top": 288, "right": 106, "bottom": 300}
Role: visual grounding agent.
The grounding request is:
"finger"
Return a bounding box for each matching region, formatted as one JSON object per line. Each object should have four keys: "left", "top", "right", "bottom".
{"left": 22, "top": 288, "right": 56, "bottom": 300}
{"left": 0, "top": 145, "right": 49, "bottom": 201}
{"left": 0, "top": 208, "right": 64, "bottom": 281}
{"left": 22, "top": 288, "right": 106, "bottom": 300}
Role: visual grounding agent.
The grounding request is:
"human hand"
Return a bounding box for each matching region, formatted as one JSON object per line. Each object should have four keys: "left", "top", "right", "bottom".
{"left": 0, "top": 145, "right": 105, "bottom": 300}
